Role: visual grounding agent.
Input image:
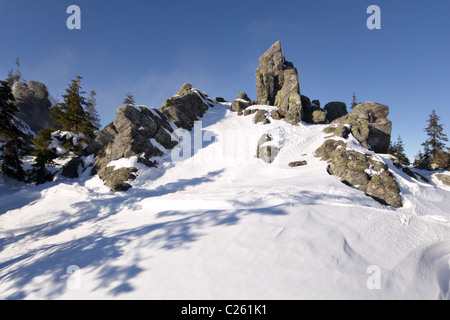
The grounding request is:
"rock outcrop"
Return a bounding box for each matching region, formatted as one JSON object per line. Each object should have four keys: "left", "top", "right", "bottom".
{"left": 12, "top": 81, "right": 53, "bottom": 133}
{"left": 159, "top": 83, "right": 215, "bottom": 131}
{"left": 63, "top": 104, "right": 178, "bottom": 191}
{"left": 255, "top": 41, "right": 303, "bottom": 125}
{"left": 325, "top": 102, "right": 392, "bottom": 154}
{"left": 315, "top": 140, "right": 402, "bottom": 208}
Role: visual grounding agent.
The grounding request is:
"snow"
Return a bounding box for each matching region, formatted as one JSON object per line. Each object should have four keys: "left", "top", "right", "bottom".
{"left": 107, "top": 156, "right": 148, "bottom": 171}
{"left": 1, "top": 104, "right": 450, "bottom": 300}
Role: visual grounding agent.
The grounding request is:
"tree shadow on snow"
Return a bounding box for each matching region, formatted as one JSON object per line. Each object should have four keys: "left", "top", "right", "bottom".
{"left": 0, "top": 168, "right": 287, "bottom": 300}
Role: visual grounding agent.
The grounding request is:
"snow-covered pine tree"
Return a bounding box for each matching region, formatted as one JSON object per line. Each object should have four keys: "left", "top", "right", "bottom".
{"left": 50, "top": 76, "right": 96, "bottom": 152}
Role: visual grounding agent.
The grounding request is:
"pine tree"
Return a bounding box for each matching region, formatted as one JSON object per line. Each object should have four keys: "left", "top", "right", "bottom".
{"left": 86, "top": 90, "right": 101, "bottom": 132}
{"left": 351, "top": 93, "right": 358, "bottom": 109}
{"left": 6, "top": 58, "right": 22, "bottom": 87}
{"left": 420, "top": 109, "right": 449, "bottom": 169}
{"left": 388, "top": 135, "right": 410, "bottom": 166}
{"left": 51, "top": 76, "right": 96, "bottom": 146}
{"left": 123, "top": 92, "right": 135, "bottom": 105}
{"left": 0, "top": 80, "right": 27, "bottom": 180}
{"left": 29, "top": 128, "right": 57, "bottom": 185}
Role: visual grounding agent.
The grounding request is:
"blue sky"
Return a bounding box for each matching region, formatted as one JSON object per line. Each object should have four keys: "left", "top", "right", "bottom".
{"left": 1, "top": 0, "right": 449, "bottom": 159}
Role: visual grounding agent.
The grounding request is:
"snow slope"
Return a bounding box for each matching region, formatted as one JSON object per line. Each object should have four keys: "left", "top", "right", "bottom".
{"left": 1, "top": 104, "right": 450, "bottom": 300}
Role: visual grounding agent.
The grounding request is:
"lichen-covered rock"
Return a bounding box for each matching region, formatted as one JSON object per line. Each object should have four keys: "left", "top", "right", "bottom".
{"left": 312, "top": 107, "right": 327, "bottom": 124}
{"left": 326, "top": 102, "right": 392, "bottom": 154}
{"left": 289, "top": 160, "right": 308, "bottom": 167}
{"left": 159, "top": 83, "right": 215, "bottom": 131}
{"left": 315, "top": 140, "right": 402, "bottom": 208}
{"left": 231, "top": 92, "right": 252, "bottom": 113}
{"left": 255, "top": 41, "right": 303, "bottom": 125}
{"left": 435, "top": 173, "right": 450, "bottom": 186}
{"left": 12, "top": 81, "right": 53, "bottom": 133}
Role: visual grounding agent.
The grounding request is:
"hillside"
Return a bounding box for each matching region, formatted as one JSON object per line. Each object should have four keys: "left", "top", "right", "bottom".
{"left": 1, "top": 102, "right": 450, "bottom": 300}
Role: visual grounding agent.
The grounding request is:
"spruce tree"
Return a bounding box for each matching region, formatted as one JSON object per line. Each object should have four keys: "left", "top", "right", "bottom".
{"left": 30, "top": 128, "right": 57, "bottom": 185}
{"left": 6, "top": 58, "right": 22, "bottom": 87}
{"left": 123, "top": 92, "right": 135, "bottom": 105}
{"left": 351, "top": 93, "right": 358, "bottom": 109}
{"left": 51, "top": 76, "right": 96, "bottom": 149}
{"left": 388, "top": 135, "right": 410, "bottom": 166}
{"left": 86, "top": 90, "right": 101, "bottom": 132}
{"left": 420, "top": 109, "right": 449, "bottom": 169}
{"left": 0, "top": 80, "right": 27, "bottom": 180}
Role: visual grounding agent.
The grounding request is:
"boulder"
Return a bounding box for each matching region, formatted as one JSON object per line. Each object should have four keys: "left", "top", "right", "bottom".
{"left": 311, "top": 107, "right": 327, "bottom": 124}
{"left": 324, "top": 102, "right": 348, "bottom": 123}
{"left": 159, "top": 83, "right": 215, "bottom": 130}
{"left": 231, "top": 92, "right": 252, "bottom": 113}
{"left": 435, "top": 174, "right": 450, "bottom": 186}
{"left": 327, "top": 102, "right": 392, "bottom": 154}
{"left": 301, "top": 95, "right": 313, "bottom": 124}
{"left": 257, "top": 134, "right": 279, "bottom": 163}
{"left": 213, "top": 97, "right": 227, "bottom": 103}
{"left": 289, "top": 161, "right": 308, "bottom": 167}
{"left": 254, "top": 109, "right": 271, "bottom": 124}
{"left": 12, "top": 81, "right": 53, "bottom": 133}
{"left": 315, "top": 140, "right": 402, "bottom": 208}
{"left": 255, "top": 41, "right": 303, "bottom": 125}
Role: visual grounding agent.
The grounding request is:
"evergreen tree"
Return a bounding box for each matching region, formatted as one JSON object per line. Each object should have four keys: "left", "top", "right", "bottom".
{"left": 420, "top": 109, "right": 449, "bottom": 169}
{"left": 123, "top": 92, "right": 135, "bottom": 105}
{"left": 29, "top": 128, "right": 57, "bottom": 185}
{"left": 388, "top": 135, "right": 410, "bottom": 166}
{"left": 6, "top": 58, "right": 22, "bottom": 87}
{"left": 86, "top": 90, "right": 101, "bottom": 131}
{"left": 51, "top": 76, "right": 96, "bottom": 144}
{"left": 351, "top": 93, "right": 358, "bottom": 109}
{"left": 0, "top": 80, "right": 27, "bottom": 180}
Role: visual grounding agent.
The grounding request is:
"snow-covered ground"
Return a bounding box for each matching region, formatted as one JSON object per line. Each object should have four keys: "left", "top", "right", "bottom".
{"left": 1, "top": 104, "right": 450, "bottom": 300}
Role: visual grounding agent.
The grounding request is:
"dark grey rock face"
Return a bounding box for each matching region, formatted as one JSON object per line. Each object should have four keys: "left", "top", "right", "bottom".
{"left": 255, "top": 41, "right": 303, "bottom": 125}
{"left": 327, "top": 101, "right": 392, "bottom": 154}
{"left": 12, "top": 81, "right": 53, "bottom": 133}
{"left": 159, "top": 83, "right": 215, "bottom": 131}
{"left": 324, "top": 102, "right": 348, "bottom": 123}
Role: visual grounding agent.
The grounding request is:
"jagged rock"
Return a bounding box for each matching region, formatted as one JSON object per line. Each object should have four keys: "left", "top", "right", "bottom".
{"left": 270, "top": 109, "right": 284, "bottom": 120}
{"left": 315, "top": 140, "right": 402, "bottom": 208}
{"left": 289, "top": 161, "right": 308, "bottom": 167}
{"left": 324, "top": 102, "right": 348, "bottom": 123}
{"left": 12, "top": 81, "right": 53, "bottom": 133}
{"left": 159, "top": 83, "right": 215, "bottom": 130}
{"left": 312, "top": 100, "right": 320, "bottom": 108}
{"left": 327, "top": 102, "right": 392, "bottom": 154}
{"left": 435, "top": 173, "right": 450, "bottom": 186}
{"left": 257, "top": 134, "right": 279, "bottom": 163}
{"left": 63, "top": 104, "right": 177, "bottom": 191}
{"left": 255, "top": 41, "right": 303, "bottom": 125}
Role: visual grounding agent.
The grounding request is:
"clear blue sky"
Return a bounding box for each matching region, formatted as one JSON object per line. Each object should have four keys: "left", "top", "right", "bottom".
{"left": 1, "top": 0, "right": 449, "bottom": 159}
